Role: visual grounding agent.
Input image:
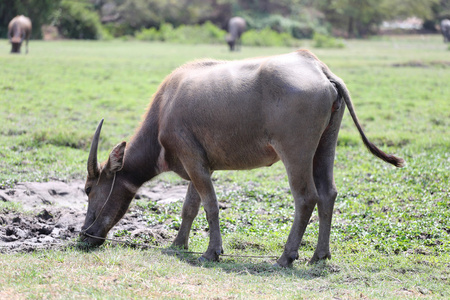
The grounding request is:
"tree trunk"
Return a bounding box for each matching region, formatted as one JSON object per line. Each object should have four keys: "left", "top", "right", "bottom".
{"left": 347, "top": 16, "right": 354, "bottom": 38}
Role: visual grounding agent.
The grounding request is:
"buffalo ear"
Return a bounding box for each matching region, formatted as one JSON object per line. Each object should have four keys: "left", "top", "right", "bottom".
{"left": 106, "top": 142, "right": 126, "bottom": 173}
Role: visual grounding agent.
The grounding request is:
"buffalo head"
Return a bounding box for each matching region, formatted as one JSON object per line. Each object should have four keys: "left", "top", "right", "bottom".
{"left": 10, "top": 36, "right": 23, "bottom": 53}
{"left": 79, "top": 120, "right": 136, "bottom": 246}
{"left": 226, "top": 34, "right": 235, "bottom": 51}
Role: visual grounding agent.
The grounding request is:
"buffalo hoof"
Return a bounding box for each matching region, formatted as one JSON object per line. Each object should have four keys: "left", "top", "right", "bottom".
{"left": 276, "top": 251, "right": 298, "bottom": 268}
{"left": 198, "top": 248, "right": 223, "bottom": 263}
{"left": 198, "top": 256, "right": 210, "bottom": 263}
{"left": 271, "top": 262, "right": 285, "bottom": 268}
{"left": 308, "top": 251, "right": 331, "bottom": 265}
{"left": 275, "top": 258, "right": 294, "bottom": 268}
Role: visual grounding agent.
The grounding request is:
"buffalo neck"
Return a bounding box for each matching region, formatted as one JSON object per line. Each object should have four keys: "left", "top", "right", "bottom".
{"left": 121, "top": 115, "right": 161, "bottom": 188}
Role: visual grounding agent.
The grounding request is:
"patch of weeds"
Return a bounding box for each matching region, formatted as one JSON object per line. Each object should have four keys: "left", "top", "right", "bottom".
{"left": 392, "top": 60, "right": 450, "bottom": 68}
{"left": 313, "top": 33, "right": 345, "bottom": 48}
{"left": 0, "top": 179, "right": 18, "bottom": 190}
{"left": 0, "top": 201, "right": 22, "bottom": 212}
{"left": 28, "top": 130, "right": 92, "bottom": 149}
{"left": 392, "top": 60, "right": 430, "bottom": 68}
{"left": 307, "top": 261, "right": 341, "bottom": 278}
{"left": 212, "top": 260, "right": 278, "bottom": 275}
{"left": 228, "top": 237, "right": 266, "bottom": 251}
{"left": 242, "top": 28, "right": 300, "bottom": 47}
{"left": 135, "top": 21, "right": 227, "bottom": 45}
{"left": 1, "top": 129, "right": 27, "bottom": 136}
{"left": 143, "top": 201, "right": 183, "bottom": 230}
{"left": 14, "top": 130, "right": 93, "bottom": 150}
{"left": 371, "top": 136, "right": 410, "bottom": 147}
{"left": 337, "top": 134, "right": 360, "bottom": 147}
{"left": 114, "top": 229, "right": 131, "bottom": 238}
{"left": 2, "top": 85, "right": 14, "bottom": 91}
{"left": 430, "top": 117, "right": 446, "bottom": 126}
{"left": 113, "top": 229, "right": 162, "bottom": 247}
{"left": 75, "top": 241, "right": 101, "bottom": 252}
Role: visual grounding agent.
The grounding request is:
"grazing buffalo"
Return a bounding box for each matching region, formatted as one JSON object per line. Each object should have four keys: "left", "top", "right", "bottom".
{"left": 226, "top": 17, "right": 246, "bottom": 51}
{"left": 8, "top": 15, "right": 32, "bottom": 54}
{"left": 441, "top": 19, "right": 450, "bottom": 43}
{"left": 80, "top": 50, "right": 404, "bottom": 267}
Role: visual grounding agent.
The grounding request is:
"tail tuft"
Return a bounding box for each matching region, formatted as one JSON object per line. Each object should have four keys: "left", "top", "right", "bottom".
{"left": 394, "top": 157, "right": 406, "bottom": 168}
{"left": 385, "top": 154, "right": 406, "bottom": 168}
{"left": 365, "top": 139, "right": 405, "bottom": 168}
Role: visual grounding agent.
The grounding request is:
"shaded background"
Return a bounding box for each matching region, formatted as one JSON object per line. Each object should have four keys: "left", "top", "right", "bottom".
{"left": 1, "top": 0, "right": 450, "bottom": 41}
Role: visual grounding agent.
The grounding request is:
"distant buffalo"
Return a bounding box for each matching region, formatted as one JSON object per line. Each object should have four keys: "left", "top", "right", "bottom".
{"left": 8, "top": 15, "right": 32, "bottom": 54}
{"left": 226, "top": 17, "right": 246, "bottom": 51}
{"left": 441, "top": 19, "right": 450, "bottom": 43}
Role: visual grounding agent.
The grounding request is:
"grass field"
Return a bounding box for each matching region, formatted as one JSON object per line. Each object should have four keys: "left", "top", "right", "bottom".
{"left": 0, "top": 36, "right": 449, "bottom": 298}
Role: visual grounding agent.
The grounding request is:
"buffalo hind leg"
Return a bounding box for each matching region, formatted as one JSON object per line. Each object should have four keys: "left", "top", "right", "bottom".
{"left": 172, "top": 182, "right": 201, "bottom": 249}
{"left": 310, "top": 106, "right": 344, "bottom": 264}
{"left": 276, "top": 152, "right": 320, "bottom": 268}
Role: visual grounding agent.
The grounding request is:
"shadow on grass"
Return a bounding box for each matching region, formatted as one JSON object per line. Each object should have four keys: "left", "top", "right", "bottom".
{"left": 68, "top": 239, "right": 340, "bottom": 279}
{"left": 160, "top": 246, "right": 340, "bottom": 279}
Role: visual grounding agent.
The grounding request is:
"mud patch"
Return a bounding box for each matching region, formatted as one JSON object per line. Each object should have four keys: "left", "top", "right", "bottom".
{"left": 0, "top": 180, "right": 187, "bottom": 253}
{"left": 0, "top": 208, "right": 84, "bottom": 253}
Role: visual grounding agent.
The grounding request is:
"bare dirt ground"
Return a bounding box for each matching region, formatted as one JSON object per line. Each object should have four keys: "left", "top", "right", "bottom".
{"left": 0, "top": 180, "right": 187, "bottom": 253}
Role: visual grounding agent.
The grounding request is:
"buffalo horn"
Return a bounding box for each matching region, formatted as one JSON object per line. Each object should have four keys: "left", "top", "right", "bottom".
{"left": 87, "top": 119, "right": 104, "bottom": 177}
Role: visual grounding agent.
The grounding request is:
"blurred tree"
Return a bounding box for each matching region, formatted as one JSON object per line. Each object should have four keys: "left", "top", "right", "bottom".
{"left": 382, "top": 0, "right": 441, "bottom": 32}
{"left": 420, "top": 0, "right": 450, "bottom": 31}
{"left": 436, "top": 0, "right": 450, "bottom": 19}
{"left": 430, "top": 0, "right": 450, "bottom": 26}
{"left": 53, "top": 0, "right": 104, "bottom": 39}
{"left": 99, "top": 0, "right": 232, "bottom": 31}
{"left": 316, "top": 0, "right": 385, "bottom": 37}
{"left": 97, "top": 0, "right": 321, "bottom": 33}
{"left": 381, "top": 0, "right": 440, "bottom": 20}
{"left": 0, "top": 0, "right": 60, "bottom": 38}
{"left": 316, "top": 0, "right": 440, "bottom": 37}
{"left": 93, "top": 0, "right": 209, "bottom": 36}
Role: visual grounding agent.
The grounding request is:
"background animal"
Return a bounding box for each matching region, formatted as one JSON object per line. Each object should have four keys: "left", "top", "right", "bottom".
{"left": 441, "top": 19, "right": 450, "bottom": 42}
{"left": 226, "top": 16, "right": 246, "bottom": 51}
{"left": 79, "top": 50, "right": 404, "bottom": 268}
{"left": 8, "top": 15, "right": 32, "bottom": 54}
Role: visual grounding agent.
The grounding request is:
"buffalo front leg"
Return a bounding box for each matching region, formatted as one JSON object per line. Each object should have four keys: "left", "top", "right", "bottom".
{"left": 172, "top": 182, "right": 201, "bottom": 249}
{"left": 186, "top": 168, "right": 223, "bottom": 262}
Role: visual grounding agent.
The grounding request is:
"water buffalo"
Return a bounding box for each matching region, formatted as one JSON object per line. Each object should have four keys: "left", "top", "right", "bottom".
{"left": 441, "top": 19, "right": 450, "bottom": 43}
{"left": 8, "top": 15, "right": 32, "bottom": 54}
{"left": 226, "top": 17, "right": 246, "bottom": 51}
{"left": 80, "top": 50, "right": 404, "bottom": 267}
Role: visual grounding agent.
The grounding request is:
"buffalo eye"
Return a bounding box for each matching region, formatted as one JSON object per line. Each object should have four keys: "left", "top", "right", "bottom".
{"left": 85, "top": 187, "right": 92, "bottom": 196}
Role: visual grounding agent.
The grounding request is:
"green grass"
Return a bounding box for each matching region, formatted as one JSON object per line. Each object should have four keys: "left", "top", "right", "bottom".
{"left": 1, "top": 36, "right": 449, "bottom": 298}
{"left": 1, "top": 245, "right": 447, "bottom": 299}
